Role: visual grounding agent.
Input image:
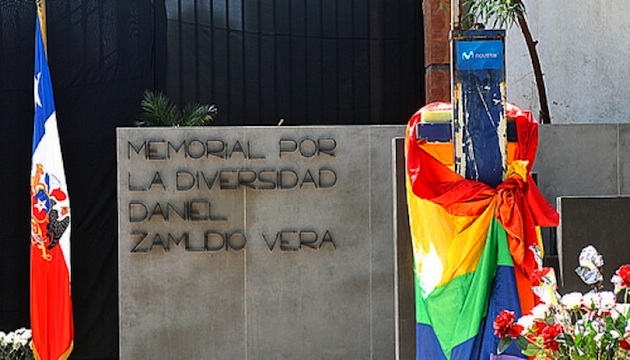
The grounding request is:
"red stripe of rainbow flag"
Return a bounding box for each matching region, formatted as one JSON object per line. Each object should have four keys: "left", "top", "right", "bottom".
{"left": 405, "top": 102, "right": 559, "bottom": 359}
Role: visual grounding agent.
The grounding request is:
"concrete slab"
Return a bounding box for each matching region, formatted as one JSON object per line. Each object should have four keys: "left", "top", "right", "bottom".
{"left": 534, "top": 124, "right": 618, "bottom": 206}
{"left": 557, "top": 196, "right": 630, "bottom": 293}
{"left": 117, "top": 126, "right": 404, "bottom": 359}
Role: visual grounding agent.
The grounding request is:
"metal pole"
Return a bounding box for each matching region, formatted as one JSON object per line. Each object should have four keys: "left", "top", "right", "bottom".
{"left": 451, "top": 0, "right": 458, "bottom": 30}
{"left": 36, "top": 0, "right": 47, "bottom": 56}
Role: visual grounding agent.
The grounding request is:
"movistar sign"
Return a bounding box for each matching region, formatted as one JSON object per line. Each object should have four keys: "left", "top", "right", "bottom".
{"left": 456, "top": 40, "right": 503, "bottom": 70}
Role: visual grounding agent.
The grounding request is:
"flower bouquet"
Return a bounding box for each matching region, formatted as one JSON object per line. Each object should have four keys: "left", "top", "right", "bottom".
{"left": 494, "top": 246, "right": 630, "bottom": 359}
{"left": 0, "top": 328, "right": 34, "bottom": 360}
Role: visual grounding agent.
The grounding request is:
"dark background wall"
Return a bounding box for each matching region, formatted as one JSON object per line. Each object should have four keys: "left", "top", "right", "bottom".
{"left": 0, "top": 0, "right": 424, "bottom": 358}
{"left": 166, "top": 0, "right": 425, "bottom": 125}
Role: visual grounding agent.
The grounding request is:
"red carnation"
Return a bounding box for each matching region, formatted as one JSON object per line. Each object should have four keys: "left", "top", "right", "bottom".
{"left": 621, "top": 338, "right": 630, "bottom": 351}
{"left": 509, "top": 324, "right": 524, "bottom": 339}
{"left": 541, "top": 323, "right": 563, "bottom": 352}
{"left": 617, "top": 265, "right": 630, "bottom": 287}
{"left": 531, "top": 268, "right": 544, "bottom": 285}
{"left": 531, "top": 320, "right": 548, "bottom": 337}
{"left": 493, "top": 310, "right": 522, "bottom": 339}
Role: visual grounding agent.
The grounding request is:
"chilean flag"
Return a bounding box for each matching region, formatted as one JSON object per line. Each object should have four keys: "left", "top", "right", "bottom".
{"left": 30, "top": 15, "right": 74, "bottom": 360}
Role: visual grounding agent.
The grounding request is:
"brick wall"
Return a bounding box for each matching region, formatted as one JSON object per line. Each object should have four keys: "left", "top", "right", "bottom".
{"left": 423, "top": 0, "right": 451, "bottom": 103}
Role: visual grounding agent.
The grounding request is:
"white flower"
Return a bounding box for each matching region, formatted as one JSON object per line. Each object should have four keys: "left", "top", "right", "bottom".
{"left": 517, "top": 314, "right": 536, "bottom": 333}
{"left": 531, "top": 303, "right": 549, "bottom": 319}
{"left": 626, "top": 318, "right": 630, "bottom": 333}
{"left": 611, "top": 304, "right": 630, "bottom": 321}
{"left": 611, "top": 274, "right": 626, "bottom": 294}
{"left": 610, "top": 330, "right": 621, "bottom": 339}
{"left": 0, "top": 328, "right": 32, "bottom": 351}
{"left": 617, "top": 303, "right": 630, "bottom": 317}
{"left": 582, "top": 292, "right": 600, "bottom": 309}
{"left": 599, "top": 291, "right": 616, "bottom": 311}
{"left": 6, "top": 332, "right": 16, "bottom": 343}
{"left": 561, "top": 292, "right": 583, "bottom": 310}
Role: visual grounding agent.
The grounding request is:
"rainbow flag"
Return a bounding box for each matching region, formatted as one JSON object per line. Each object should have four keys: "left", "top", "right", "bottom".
{"left": 405, "top": 103, "right": 558, "bottom": 359}
{"left": 30, "top": 15, "right": 74, "bottom": 360}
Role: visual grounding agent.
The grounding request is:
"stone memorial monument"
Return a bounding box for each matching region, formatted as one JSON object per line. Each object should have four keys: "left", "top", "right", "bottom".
{"left": 117, "top": 126, "right": 404, "bottom": 359}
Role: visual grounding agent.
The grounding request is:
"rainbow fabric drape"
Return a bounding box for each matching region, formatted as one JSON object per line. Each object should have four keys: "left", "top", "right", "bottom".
{"left": 405, "top": 102, "right": 559, "bottom": 359}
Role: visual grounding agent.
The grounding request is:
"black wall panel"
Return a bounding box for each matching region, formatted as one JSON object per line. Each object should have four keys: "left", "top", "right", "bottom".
{"left": 166, "top": 0, "right": 425, "bottom": 125}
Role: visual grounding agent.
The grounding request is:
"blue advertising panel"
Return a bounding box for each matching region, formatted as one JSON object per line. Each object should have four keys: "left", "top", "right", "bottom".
{"left": 452, "top": 30, "right": 506, "bottom": 188}
{"left": 456, "top": 40, "right": 504, "bottom": 70}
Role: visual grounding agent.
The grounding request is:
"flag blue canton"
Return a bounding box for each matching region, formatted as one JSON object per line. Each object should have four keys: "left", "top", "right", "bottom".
{"left": 33, "top": 16, "right": 55, "bottom": 154}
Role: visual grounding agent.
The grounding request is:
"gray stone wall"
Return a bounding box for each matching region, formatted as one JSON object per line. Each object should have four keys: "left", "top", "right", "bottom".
{"left": 506, "top": 1, "right": 630, "bottom": 123}
{"left": 534, "top": 124, "right": 630, "bottom": 203}
{"left": 117, "top": 126, "right": 404, "bottom": 359}
{"left": 534, "top": 124, "right": 630, "bottom": 290}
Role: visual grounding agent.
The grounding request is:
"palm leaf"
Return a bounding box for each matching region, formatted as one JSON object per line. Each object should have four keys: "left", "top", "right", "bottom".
{"left": 136, "top": 90, "right": 217, "bottom": 127}
{"left": 460, "top": 0, "right": 526, "bottom": 30}
{"left": 136, "top": 90, "right": 181, "bottom": 127}
{"left": 181, "top": 103, "right": 218, "bottom": 126}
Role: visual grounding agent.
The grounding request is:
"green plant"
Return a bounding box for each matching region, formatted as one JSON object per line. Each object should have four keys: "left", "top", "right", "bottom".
{"left": 135, "top": 90, "right": 218, "bottom": 127}
{"left": 455, "top": 0, "right": 525, "bottom": 29}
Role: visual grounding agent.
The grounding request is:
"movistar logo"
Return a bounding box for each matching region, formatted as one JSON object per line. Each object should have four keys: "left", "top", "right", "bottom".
{"left": 462, "top": 50, "right": 498, "bottom": 60}
{"left": 457, "top": 40, "right": 503, "bottom": 69}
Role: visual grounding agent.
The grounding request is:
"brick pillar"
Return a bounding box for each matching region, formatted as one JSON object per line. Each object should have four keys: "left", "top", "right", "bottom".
{"left": 423, "top": 0, "right": 451, "bottom": 103}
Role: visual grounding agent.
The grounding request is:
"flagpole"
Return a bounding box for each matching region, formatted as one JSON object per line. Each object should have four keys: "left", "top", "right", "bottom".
{"left": 36, "top": 0, "right": 47, "bottom": 56}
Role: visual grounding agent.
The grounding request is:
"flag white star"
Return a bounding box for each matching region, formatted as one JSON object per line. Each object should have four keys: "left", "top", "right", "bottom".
{"left": 34, "top": 198, "right": 47, "bottom": 212}
{"left": 34, "top": 72, "right": 42, "bottom": 108}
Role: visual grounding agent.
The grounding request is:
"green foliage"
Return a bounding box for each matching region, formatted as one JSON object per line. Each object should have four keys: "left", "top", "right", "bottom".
{"left": 515, "top": 335, "right": 529, "bottom": 350}
{"left": 463, "top": 0, "right": 526, "bottom": 30}
{"left": 136, "top": 90, "right": 218, "bottom": 127}
{"left": 498, "top": 337, "right": 512, "bottom": 354}
{"left": 440, "top": 0, "right": 527, "bottom": 30}
{"left": 180, "top": 103, "right": 217, "bottom": 126}
{"left": 520, "top": 343, "right": 538, "bottom": 357}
